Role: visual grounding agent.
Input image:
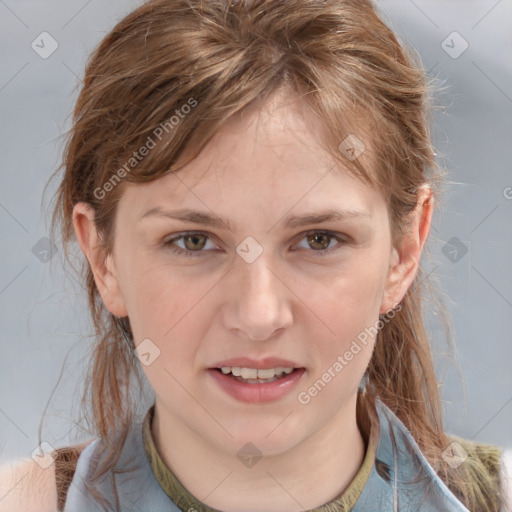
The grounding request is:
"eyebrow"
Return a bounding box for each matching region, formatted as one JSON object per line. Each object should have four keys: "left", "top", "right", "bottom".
{"left": 138, "top": 207, "right": 371, "bottom": 232}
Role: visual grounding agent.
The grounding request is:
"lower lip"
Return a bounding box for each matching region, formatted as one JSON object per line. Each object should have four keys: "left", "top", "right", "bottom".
{"left": 208, "top": 368, "right": 306, "bottom": 403}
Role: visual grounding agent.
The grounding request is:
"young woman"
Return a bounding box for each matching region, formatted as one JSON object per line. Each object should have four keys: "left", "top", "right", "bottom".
{"left": 1, "top": 0, "right": 510, "bottom": 511}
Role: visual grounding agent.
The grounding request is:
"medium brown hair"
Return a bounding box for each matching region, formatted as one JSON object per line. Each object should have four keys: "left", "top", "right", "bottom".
{"left": 45, "top": 0, "right": 501, "bottom": 510}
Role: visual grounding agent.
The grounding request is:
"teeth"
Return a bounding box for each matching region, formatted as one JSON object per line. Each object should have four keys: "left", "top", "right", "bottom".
{"left": 241, "top": 368, "right": 257, "bottom": 379}
{"left": 220, "top": 366, "right": 295, "bottom": 379}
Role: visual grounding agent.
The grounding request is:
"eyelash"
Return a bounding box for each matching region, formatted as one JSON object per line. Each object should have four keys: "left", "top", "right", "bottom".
{"left": 163, "top": 230, "right": 348, "bottom": 258}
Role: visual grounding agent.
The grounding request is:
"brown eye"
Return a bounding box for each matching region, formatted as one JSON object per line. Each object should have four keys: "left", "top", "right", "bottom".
{"left": 306, "top": 232, "right": 331, "bottom": 250}
{"left": 164, "top": 231, "right": 216, "bottom": 257}
{"left": 182, "top": 233, "right": 207, "bottom": 251}
{"left": 295, "top": 230, "right": 347, "bottom": 256}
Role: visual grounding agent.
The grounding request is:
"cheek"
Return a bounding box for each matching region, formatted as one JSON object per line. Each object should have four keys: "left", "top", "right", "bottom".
{"left": 304, "top": 253, "right": 389, "bottom": 334}
{"left": 124, "top": 269, "right": 207, "bottom": 389}
{"left": 115, "top": 249, "right": 189, "bottom": 343}
{"left": 122, "top": 262, "right": 219, "bottom": 375}
{"left": 134, "top": 280, "right": 194, "bottom": 341}
{"left": 300, "top": 266, "right": 386, "bottom": 401}
{"left": 297, "top": 257, "right": 388, "bottom": 396}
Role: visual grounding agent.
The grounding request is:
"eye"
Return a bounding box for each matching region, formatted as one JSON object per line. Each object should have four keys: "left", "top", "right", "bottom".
{"left": 294, "top": 230, "right": 348, "bottom": 256}
{"left": 163, "top": 230, "right": 348, "bottom": 258}
{"left": 163, "top": 231, "right": 218, "bottom": 257}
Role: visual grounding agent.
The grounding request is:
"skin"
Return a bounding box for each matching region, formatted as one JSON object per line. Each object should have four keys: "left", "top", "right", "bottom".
{"left": 73, "top": 88, "right": 432, "bottom": 512}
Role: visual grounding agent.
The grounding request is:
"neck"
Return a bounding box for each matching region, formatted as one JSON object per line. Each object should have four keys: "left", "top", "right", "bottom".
{"left": 151, "top": 393, "right": 367, "bottom": 512}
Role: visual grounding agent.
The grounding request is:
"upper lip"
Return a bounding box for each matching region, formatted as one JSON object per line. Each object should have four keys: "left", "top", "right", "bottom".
{"left": 210, "top": 357, "right": 303, "bottom": 370}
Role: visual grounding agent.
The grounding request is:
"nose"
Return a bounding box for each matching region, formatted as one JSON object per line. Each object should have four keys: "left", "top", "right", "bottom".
{"left": 222, "top": 254, "right": 293, "bottom": 342}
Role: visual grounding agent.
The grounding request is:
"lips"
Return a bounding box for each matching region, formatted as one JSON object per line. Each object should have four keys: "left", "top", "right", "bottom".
{"left": 210, "top": 356, "right": 303, "bottom": 370}
{"left": 208, "top": 366, "right": 306, "bottom": 403}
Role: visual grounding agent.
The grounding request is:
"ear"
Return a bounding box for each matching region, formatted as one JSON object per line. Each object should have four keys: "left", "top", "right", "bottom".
{"left": 72, "top": 202, "right": 128, "bottom": 317}
{"left": 380, "top": 185, "right": 433, "bottom": 314}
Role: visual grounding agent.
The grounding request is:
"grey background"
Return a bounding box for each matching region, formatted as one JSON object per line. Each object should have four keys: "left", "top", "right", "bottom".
{"left": 0, "top": 0, "right": 511, "bottom": 465}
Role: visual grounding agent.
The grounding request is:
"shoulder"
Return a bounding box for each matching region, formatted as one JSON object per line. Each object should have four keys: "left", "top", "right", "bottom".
{"left": 500, "top": 448, "right": 512, "bottom": 512}
{"left": 449, "top": 436, "right": 512, "bottom": 512}
{"left": 0, "top": 440, "right": 94, "bottom": 512}
{"left": 0, "top": 455, "right": 58, "bottom": 512}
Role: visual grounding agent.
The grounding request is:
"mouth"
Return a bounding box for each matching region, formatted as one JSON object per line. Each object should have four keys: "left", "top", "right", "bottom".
{"left": 208, "top": 365, "right": 306, "bottom": 403}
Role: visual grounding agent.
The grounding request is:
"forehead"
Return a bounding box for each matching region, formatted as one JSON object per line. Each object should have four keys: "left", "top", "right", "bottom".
{"left": 119, "top": 89, "right": 384, "bottom": 224}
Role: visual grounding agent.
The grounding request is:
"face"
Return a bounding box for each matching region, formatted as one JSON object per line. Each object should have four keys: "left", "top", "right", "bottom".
{"left": 76, "top": 89, "right": 428, "bottom": 458}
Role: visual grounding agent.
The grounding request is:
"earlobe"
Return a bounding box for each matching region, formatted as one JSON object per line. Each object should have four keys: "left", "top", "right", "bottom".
{"left": 380, "top": 186, "right": 433, "bottom": 314}
{"left": 72, "top": 202, "right": 128, "bottom": 317}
